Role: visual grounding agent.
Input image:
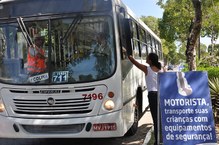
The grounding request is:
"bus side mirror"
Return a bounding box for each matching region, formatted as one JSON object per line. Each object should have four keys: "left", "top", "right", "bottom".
{"left": 124, "top": 19, "right": 133, "bottom": 55}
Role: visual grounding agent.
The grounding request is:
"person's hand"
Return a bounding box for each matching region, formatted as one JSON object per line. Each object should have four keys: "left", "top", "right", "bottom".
{"left": 128, "top": 55, "right": 133, "bottom": 60}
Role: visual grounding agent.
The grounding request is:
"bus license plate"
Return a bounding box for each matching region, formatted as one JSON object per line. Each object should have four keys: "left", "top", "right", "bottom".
{"left": 93, "top": 123, "right": 117, "bottom": 131}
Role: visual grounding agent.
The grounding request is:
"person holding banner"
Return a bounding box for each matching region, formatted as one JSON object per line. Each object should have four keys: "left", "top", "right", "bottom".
{"left": 128, "top": 53, "right": 162, "bottom": 145}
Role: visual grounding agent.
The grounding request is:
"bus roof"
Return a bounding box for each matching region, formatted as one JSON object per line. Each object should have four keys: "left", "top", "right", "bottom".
{"left": 0, "top": 0, "right": 112, "bottom": 18}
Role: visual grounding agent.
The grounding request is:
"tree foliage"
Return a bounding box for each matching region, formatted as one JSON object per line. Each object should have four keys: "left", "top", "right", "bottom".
{"left": 141, "top": 16, "right": 179, "bottom": 65}
{"left": 161, "top": 39, "right": 180, "bottom": 64}
{"left": 157, "top": 0, "right": 219, "bottom": 46}
{"left": 158, "top": 0, "right": 194, "bottom": 43}
{"left": 157, "top": 0, "right": 219, "bottom": 70}
{"left": 201, "top": 0, "right": 219, "bottom": 43}
{"left": 140, "top": 16, "right": 160, "bottom": 37}
{"left": 208, "top": 44, "right": 219, "bottom": 55}
{"left": 142, "top": 0, "right": 219, "bottom": 68}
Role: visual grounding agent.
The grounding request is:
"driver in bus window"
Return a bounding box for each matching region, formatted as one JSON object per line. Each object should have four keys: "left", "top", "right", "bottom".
{"left": 27, "top": 34, "right": 46, "bottom": 76}
{"left": 93, "top": 32, "right": 110, "bottom": 56}
{"left": 92, "top": 32, "right": 112, "bottom": 78}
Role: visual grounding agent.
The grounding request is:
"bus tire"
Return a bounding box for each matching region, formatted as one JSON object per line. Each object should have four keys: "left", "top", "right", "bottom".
{"left": 125, "top": 100, "right": 139, "bottom": 136}
{"left": 137, "top": 88, "right": 143, "bottom": 119}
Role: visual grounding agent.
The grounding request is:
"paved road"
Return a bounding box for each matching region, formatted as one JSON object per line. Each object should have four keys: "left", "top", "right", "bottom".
{"left": 0, "top": 111, "right": 153, "bottom": 145}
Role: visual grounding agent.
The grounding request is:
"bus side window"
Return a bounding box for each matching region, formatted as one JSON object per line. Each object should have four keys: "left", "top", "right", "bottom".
{"left": 0, "top": 38, "right": 5, "bottom": 61}
{"left": 132, "top": 22, "right": 140, "bottom": 59}
{"left": 140, "top": 29, "right": 147, "bottom": 60}
{"left": 152, "top": 37, "right": 156, "bottom": 53}
{"left": 124, "top": 18, "right": 133, "bottom": 56}
{"left": 147, "top": 34, "right": 152, "bottom": 53}
{"left": 117, "top": 8, "right": 127, "bottom": 60}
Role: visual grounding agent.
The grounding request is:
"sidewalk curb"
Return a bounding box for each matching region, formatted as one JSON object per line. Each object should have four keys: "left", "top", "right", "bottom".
{"left": 142, "top": 126, "right": 154, "bottom": 145}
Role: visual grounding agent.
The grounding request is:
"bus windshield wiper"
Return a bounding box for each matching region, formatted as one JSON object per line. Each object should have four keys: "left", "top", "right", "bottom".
{"left": 17, "top": 17, "right": 33, "bottom": 46}
{"left": 61, "top": 15, "right": 83, "bottom": 44}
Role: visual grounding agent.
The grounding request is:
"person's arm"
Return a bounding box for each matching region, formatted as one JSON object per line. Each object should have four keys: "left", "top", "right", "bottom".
{"left": 128, "top": 55, "right": 147, "bottom": 74}
{"left": 162, "top": 65, "right": 167, "bottom": 72}
{"left": 29, "top": 45, "right": 37, "bottom": 56}
{"left": 29, "top": 45, "right": 45, "bottom": 59}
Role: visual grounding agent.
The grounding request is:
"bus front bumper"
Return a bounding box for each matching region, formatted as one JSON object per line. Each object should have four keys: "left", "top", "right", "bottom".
{"left": 0, "top": 111, "right": 125, "bottom": 138}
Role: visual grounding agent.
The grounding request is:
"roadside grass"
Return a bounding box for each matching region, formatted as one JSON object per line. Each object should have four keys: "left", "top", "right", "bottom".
{"left": 147, "top": 130, "right": 163, "bottom": 145}
{"left": 147, "top": 131, "right": 155, "bottom": 145}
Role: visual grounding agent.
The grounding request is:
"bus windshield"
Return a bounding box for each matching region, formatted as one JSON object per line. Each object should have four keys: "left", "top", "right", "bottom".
{"left": 0, "top": 16, "right": 116, "bottom": 84}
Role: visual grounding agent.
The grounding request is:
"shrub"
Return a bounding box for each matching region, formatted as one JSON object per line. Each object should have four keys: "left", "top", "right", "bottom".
{"left": 208, "top": 77, "right": 219, "bottom": 124}
{"left": 197, "top": 67, "right": 219, "bottom": 79}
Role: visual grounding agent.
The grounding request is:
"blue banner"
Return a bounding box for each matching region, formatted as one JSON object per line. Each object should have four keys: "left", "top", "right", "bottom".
{"left": 158, "top": 71, "right": 217, "bottom": 145}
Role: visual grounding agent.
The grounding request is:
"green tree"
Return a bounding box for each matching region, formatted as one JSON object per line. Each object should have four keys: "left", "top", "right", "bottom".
{"left": 141, "top": 16, "right": 179, "bottom": 65}
{"left": 141, "top": 16, "right": 160, "bottom": 36}
{"left": 202, "top": 0, "right": 219, "bottom": 53}
{"left": 158, "top": 0, "right": 219, "bottom": 70}
{"left": 158, "top": 0, "right": 194, "bottom": 43}
{"left": 157, "top": 0, "right": 202, "bottom": 70}
{"left": 200, "top": 43, "right": 208, "bottom": 56}
{"left": 208, "top": 44, "right": 219, "bottom": 56}
{"left": 186, "top": 0, "right": 202, "bottom": 71}
{"left": 161, "top": 39, "right": 180, "bottom": 65}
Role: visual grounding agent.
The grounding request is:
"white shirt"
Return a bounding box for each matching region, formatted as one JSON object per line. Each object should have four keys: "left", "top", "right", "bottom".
{"left": 145, "top": 66, "right": 158, "bottom": 92}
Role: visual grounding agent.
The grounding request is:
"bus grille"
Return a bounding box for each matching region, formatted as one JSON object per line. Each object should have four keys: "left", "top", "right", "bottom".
{"left": 21, "top": 124, "right": 85, "bottom": 134}
{"left": 13, "top": 98, "right": 92, "bottom": 115}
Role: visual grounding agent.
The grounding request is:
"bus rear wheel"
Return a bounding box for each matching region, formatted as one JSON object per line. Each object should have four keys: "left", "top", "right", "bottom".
{"left": 125, "top": 101, "right": 139, "bottom": 136}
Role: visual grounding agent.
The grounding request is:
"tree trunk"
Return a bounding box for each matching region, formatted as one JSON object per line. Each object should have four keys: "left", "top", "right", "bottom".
{"left": 186, "top": 0, "right": 202, "bottom": 71}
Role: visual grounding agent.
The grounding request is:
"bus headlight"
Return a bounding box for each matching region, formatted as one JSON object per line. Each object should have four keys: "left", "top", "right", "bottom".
{"left": 0, "top": 98, "right": 5, "bottom": 112}
{"left": 104, "top": 100, "right": 115, "bottom": 111}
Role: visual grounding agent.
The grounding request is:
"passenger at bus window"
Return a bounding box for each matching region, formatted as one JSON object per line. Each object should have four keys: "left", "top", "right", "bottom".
{"left": 128, "top": 53, "right": 162, "bottom": 145}
{"left": 27, "top": 34, "right": 47, "bottom": 76}
{"left": 93, "top": 32, "right": 110, "bottom": 56}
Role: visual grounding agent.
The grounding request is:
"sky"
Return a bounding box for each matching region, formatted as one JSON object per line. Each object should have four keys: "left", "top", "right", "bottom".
{"left": 122, "top": 0, "right": 217, "bottom": 47}
{"left": 122, "top": 0, "right": 163, "bottom": 18}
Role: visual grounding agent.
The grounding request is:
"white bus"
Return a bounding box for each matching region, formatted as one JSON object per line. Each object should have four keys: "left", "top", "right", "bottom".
{"left": 0, "top": 0, "right": 162, "bottom": 138}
